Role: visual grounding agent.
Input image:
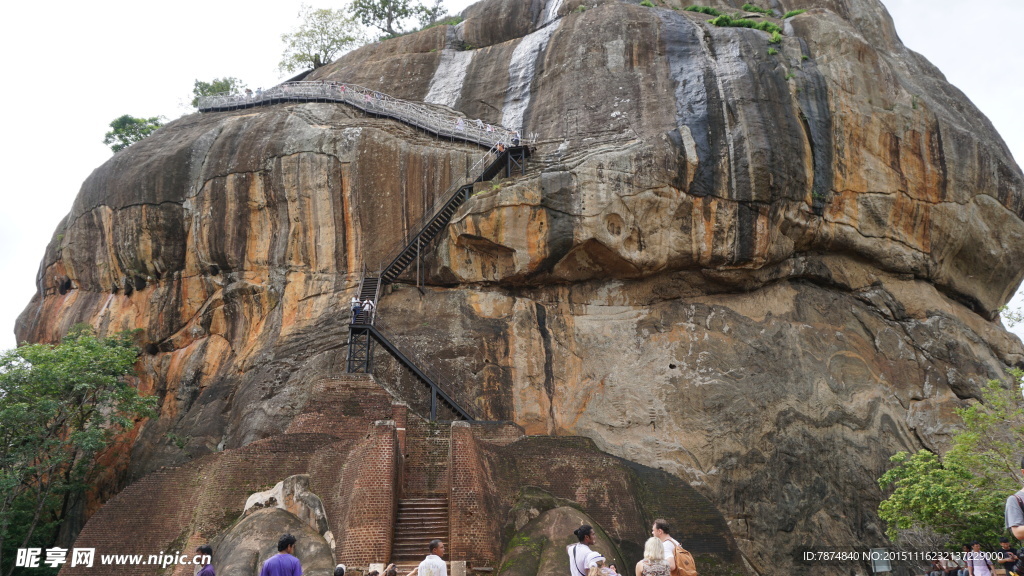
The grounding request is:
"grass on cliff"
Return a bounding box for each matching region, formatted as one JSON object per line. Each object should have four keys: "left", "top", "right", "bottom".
{"left": 685, "top": 5, "right": 723, "bottom": 16}
{"left": 710, "top": 14, "right": 783, "bottom": 35}
{"left": 742, "top": 3, "right": 775, "bottom": 15}
{"left": 784, "top": 9, "right": 807, "bottom": 18}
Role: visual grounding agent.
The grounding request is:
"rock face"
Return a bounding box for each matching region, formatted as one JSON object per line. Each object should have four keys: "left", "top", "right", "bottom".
{"left": 214, "top": 508, "right": 335, "bottom": 576}
{"left": 17, "top": 0, "right": 1024, "bottom": 574}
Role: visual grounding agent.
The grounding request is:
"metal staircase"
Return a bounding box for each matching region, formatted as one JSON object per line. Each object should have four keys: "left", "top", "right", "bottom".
{"left": 345, "top": 145, "right": 529, "bottom": 421}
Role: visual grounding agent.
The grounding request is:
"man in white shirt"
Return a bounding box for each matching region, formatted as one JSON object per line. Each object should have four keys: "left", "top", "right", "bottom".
{"left": 417, "top": 540, "right": 447, "bottom": 576}
{"left": 652, "top": 519, "right": 678, "bottom": 572}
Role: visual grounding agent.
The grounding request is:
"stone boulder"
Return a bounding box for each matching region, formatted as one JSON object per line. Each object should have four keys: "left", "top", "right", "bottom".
{"left": 498, "top": 504, "right": 625, "bottom": 576}
{"left": 212, "top": 508, "right": 335, "bottom": 576}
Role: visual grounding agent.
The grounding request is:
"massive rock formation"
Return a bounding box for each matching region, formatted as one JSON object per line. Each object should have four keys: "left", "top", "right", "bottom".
{"left": 17, "top": 0, "right": 1024, "bottom": 574}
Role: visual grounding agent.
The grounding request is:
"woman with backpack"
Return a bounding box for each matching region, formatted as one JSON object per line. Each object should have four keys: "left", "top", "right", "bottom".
{"left": 636, "top": 538, "right": 670, "bottom": 576}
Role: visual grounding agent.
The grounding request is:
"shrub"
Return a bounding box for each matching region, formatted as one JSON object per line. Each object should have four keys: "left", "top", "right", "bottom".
{"left": 783, "top": 9, "right": 806, "bottom": 18}
{"left": 785, "top": 71, "right": 795, "bottom": 80}
{"left": 710, "top": 14, "right": 783, "bottom": 35}
{"left": 640, "top": 0, "right": 655, "bottom": 6}
{"left": 769, "top": 30, "right": 782, "bottom": 43}
{"left": 801, "top": 54, "right": 809, "bottom": 61}
{"left": 684, "top": 5, "right": 722, "bottom": 16}
{"left": 742, "top": 3, "right": 774, "bottom": 15}
{"left": 767, "top": 48, "right": 778, "bottom": 55}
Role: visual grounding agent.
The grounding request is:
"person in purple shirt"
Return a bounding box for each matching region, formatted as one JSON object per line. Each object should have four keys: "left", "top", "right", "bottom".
{"left": 196, "top": 545, "right": 214, "bottom": 576}
{"left": 260, "top": 534, "right": 303, "bottom": 576}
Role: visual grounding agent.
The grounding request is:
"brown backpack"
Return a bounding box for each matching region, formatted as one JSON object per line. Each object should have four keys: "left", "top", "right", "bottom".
{"left": 670, "top": 540, "right": 698, "bottom": 576}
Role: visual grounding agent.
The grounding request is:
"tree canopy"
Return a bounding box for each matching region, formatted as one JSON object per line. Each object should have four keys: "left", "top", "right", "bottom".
{"left": 878, "top": 373, "right": 1024, "bottom": 548}
{"left": 102, "top": 114, "right": 163, "bottom": 153}
{"left": 0, "top": 327, "right": 155, "bottom": 575}
{"left": 191, "top": 77, "right": 247, "bottom": 108}
{"left": 351, "top": 0, "right": 419, "bottom": 37}
{"left": 279, "top": 5, "right": 365, "bottom": 73}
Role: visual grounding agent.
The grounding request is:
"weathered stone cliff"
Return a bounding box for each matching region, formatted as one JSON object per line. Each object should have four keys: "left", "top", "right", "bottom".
{"left": 17, "top": 0, "right": 1024, "bottom": 574}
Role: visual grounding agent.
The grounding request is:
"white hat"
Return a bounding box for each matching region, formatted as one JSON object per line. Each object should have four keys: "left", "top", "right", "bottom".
{"left": 584, "top": 551, "right": 605, "bottom": 569}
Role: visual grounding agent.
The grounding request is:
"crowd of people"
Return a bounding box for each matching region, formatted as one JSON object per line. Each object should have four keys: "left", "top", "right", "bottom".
{"left": 569, "top": 519, "right": 693, "bottom": 576}
{"left": 923, "top": 539, "right": 1023, "bottom": 576}
{"left": 189, "top": 519, "right": 694, "bottom": 576}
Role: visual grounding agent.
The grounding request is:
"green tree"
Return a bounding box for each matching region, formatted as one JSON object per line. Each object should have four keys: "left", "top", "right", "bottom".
{"left": 351, "top": 0, "right": 419, "bottom": 36}
{"left": 0, "top": 327, "right": 156, "bottom": 575}
{"left": 191, "top": 77, "right": 247, "bottom": 108}
{"left": 102, "top": 114, "right": 163, "bottom": 153}
{"left": 878, "top": 372, "right": 1024, "bottom": 548}
{"left": 417, "top": 0, "right": 449, "bottom": 27}
{"left": 279, "top": 5, "right": 365, "bottom": 73}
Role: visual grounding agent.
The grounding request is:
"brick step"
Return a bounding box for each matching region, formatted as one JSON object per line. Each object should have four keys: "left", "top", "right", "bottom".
{"left": 394, "top": 520, "right": 448, "bottom": 529}
{"left": 392, "top": 538, "right": 449, "bottom": 548}
{"left": 391, "top": 525, "right": 449, "bottom": 535}
{"left": 395, "top": 517, "right": 447, "bottom": 526}
{"left": 395, "top": 498, "right": 448, "bottom": 506}
{"left": 393, "top": 525, "right": 449, "bottom": 534}
{"left": 396, "top": 508, "right": 448, "bottom": 515}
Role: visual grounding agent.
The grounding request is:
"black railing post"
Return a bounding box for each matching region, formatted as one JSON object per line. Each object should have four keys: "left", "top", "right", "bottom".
{"left": 430, "top": 388, "right": 438, "bottom": 421}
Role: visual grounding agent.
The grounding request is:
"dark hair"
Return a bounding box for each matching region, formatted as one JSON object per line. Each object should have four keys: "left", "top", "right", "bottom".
{"left": 574, "top": 525, "right": 594, "bottom": 542}
{"left": 971, "top": 542, "right": 981, "bottom": 547}
{"left": 335, "top": 566, "right": 346, "bottom": 576}
{"left": 196, "top": 545, "right": 213, "bottom": 557}
{"left": 278, "top": 534, "right": 297, "bottom": 552}
{"left": 654, "top": 519, "right": 671, "bottom": 535}
{"left": 429, "top": 539, "right": 443, "bottom": 553}
{"left": 1001, "top": 537, "right": 1011, "bottom": 544}
{"left": 385, "top": 566, "right": 398, "bottom": 576}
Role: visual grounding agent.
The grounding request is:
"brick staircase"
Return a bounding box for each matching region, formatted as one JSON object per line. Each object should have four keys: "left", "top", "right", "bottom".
{"left": 391, "top": 419, "right": 451, "bottom": 564}
{"left": 390, "top": 497, "right": 450, "bottom": 564}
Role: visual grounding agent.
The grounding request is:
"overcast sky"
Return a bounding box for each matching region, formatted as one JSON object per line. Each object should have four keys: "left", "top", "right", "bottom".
{"left": 0, "top": 0, "right": 1021, "bottom": 351}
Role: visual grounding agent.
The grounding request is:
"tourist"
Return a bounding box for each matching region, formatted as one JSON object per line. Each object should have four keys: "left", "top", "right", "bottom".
{"left": 568, "top": 525, "right": 597, "bottom": 576}
{"left": 196, "top": 545, "right": 214, "bottom": 576}
{"left": 259, "top": 534, "right": 302, "bottom": 576}
{"left": 418, "top": 540, "right": 447, "bottom": 576}
{"left": 635, "top": 537, "right": 669, "bottom": 576}
{"left": 998, "top": 538, "right": 1019, "bottom": 575}
{"left": 334, "top": 565, "right": 346, "bottom": 576}
{"left": 361, "top": 298, "right": 375, "bottom": 319}
{"left": 585, "top": 551, "right": 606, "bottom": 576}
{"left": 966, "top": 542, "right": 994, "bottom": 576}
{"left": 652, "top": 519, "right": 678, "bottom": 572}
{"left": 1005, "top": 455, "right": 1024, "bottom": 540}
{"left": 351, "top": 297, "right": 363, "bottom": 323}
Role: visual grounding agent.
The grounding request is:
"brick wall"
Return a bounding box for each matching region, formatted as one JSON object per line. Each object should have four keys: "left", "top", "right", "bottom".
{"left": 61, "top": 374, "right": 402, "bottom": 576}
{"left": 448, "top": 423, "right": 497, "bottom": 565}
{"left": 402, "top": 418, "right": 451, "bottom": 497}
{"left": 335, "top": 421, "right": 401, "bottom": 567}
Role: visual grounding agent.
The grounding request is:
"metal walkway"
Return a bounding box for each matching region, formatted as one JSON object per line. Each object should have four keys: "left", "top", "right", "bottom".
{"left": 198, "top": 81, "right": 522, "bottom": 150}
{"left": 347, "top": 146, "right": 530, "bottom": 421}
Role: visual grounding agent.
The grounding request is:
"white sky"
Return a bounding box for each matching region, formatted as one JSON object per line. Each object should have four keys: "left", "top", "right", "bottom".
{"left": 0, "top": 0, "right": 1021, "bottom": 351}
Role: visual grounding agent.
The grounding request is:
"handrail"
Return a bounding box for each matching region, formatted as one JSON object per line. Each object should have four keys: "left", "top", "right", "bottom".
{"left": 373, "top": 145, "right": 503, "bottom": 277}
{"left": 197, "top": 81, "right": 524, "bottom": 149}
{"left": 355, "top": 314, "right": 478, "bottom": 421}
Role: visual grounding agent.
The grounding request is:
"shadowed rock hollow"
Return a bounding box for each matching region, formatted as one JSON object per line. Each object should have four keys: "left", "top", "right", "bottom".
{"left": 16, "top": 0, "right": 1024, "bottom": 574}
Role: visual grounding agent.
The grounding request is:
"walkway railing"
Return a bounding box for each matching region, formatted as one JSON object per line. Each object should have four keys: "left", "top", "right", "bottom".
{"left": 371, "top": 313, "right": 480, "bottom": 421}
{"left": 372, "top": 144, "right": 500, "bottom": 276}
{"left": 198, "top": 81, "right": 522, "bottom": 149}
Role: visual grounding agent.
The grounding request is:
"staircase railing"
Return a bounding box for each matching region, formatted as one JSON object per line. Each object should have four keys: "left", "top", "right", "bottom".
{"left": 356, "top": 312, "right": 478, "bottom": 421}
{"left": 373, "top": 145, "right": 503, "bottom": 280}
{"left": 198, "top": 81, "right": 523, "bottom": 149}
